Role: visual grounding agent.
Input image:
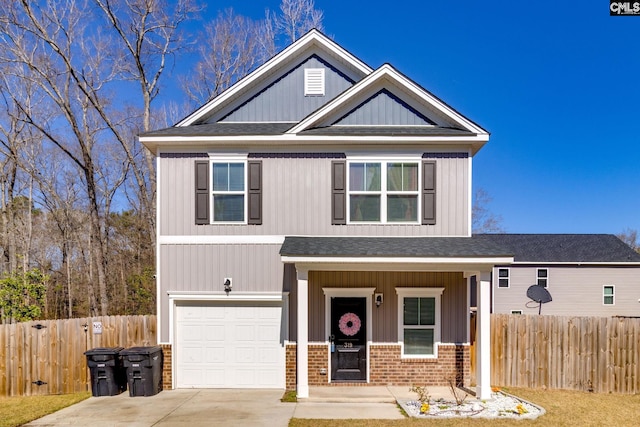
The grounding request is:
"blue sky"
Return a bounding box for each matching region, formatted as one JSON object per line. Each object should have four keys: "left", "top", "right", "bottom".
{"left": 192, "top": 1, "right": 640, "bottom": 234}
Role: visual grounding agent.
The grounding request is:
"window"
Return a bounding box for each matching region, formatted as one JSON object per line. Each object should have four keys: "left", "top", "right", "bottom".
{"left": 498, "top": 268, "right": 510, "bottom": 288}
{"left": 212, "top": 161, "right": 245, "bottom": 222}
{"left": 537, "top": 268, "right": 548, "bottom": 288}
{"left": 603, "top": 285, "right": 615, "bottom": 305}
{"left": 348, "top": 161, "right": 419, "bottom": 223}
{"left": 396, "top": 288, "right": 443, "bottom": 357}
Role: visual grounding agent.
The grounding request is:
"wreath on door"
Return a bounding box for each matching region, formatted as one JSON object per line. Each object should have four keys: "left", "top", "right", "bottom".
{"left": 338, "top": 312, "right": 361, "bottom": 336}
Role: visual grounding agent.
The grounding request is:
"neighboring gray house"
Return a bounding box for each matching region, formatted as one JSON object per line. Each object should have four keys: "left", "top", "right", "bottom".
{"left": 140, "top": 29, "right": 502, "bottom": 399}
{"left": 481, "top": 234, "right": 640, "bottom": 316}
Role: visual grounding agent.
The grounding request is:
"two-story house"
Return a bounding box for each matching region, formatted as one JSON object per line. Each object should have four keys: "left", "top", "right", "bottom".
{"left": 140, "top": 29, "right": 513, "bottom": 399}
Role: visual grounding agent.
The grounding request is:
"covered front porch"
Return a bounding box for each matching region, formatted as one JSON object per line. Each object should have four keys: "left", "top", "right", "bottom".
{"left": 279, "top": 236, "right": 513, "bottom": 400}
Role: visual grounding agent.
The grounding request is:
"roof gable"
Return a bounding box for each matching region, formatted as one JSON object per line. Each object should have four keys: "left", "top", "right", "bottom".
{"left": 287, "top": 64, "right": 489, "bottom": 135}
{"left": 177, "top": 29, "right": 372, "bottom": 127}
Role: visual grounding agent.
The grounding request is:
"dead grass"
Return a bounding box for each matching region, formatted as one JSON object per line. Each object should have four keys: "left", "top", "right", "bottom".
{"left": 0, "top": 392, "right": 90, "bottom": 427}
{"left": 289, "top": 387, "right": 640, "bottom": 427}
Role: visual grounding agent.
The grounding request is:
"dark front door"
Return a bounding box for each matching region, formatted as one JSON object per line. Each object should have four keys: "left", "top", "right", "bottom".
{"left": 330, "top": 297, "right": 366, "bottom": 381}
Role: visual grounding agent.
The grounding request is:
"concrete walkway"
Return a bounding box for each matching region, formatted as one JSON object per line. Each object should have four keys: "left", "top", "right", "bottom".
{"left": 25, "top": 386, "right": 468, "bottom": 425}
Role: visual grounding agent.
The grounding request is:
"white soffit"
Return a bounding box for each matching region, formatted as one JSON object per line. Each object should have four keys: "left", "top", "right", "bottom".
{"left": 177, "top": 30, "right": 372, "bottom": 127}
{"left": 287, "top": 64, "right": 489, "bottom": 136}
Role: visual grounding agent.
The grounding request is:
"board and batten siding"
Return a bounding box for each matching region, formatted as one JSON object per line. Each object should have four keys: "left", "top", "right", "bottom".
{"left": 158, "top": 243, "right": 285, "bottom": 342}
{"left": 290, "top": 271, "right": 468, "bottom": 344}
{"left": 492, "top": 265, "right": 640, "bottom": 316}
{"left": 158, "top": 152, "right": 470, "bottom": 237}
{"left": 216, "top": 55, "right": 355, "bottom": 123}
{"left": 335, "top": 89, "right": 434, "bottom": 126}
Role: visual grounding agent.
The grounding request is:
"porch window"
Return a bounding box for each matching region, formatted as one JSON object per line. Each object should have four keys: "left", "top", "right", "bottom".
{"left": 396, "top": 288, "right": 444, "bottom": 357}
{"left": 348, "top": 160, "right": 419, "bottom": 223}
{"left": 212, "top": 161, "right": 245, "bottom": 222}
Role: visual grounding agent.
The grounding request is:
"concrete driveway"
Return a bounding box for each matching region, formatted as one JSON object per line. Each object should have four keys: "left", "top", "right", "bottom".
{"left": 24, "top": 389, "right": 295, "bottom": 427}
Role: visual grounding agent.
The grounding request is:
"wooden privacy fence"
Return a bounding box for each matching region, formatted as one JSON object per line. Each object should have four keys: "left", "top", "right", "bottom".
{"left": 491, "top": 314, "right": 640, "bottom": 393}
{"left": 0, "top": 315, "right": 156, "bottom": 396}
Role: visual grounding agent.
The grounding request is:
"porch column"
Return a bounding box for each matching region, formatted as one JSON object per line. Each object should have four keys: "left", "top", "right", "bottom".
{"left": 296, "top": 268, "right": 309, "bottom": 398}
{"left": 476, "top": 271, "right": 492, "bottom": 400}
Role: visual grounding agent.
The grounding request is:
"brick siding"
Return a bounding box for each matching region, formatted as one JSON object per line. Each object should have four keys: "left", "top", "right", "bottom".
{"left": 160, "top": 344, "right": 172, "bottom": 390}
{"left": 285, "top": 343, "right": 470, "bottom": 389}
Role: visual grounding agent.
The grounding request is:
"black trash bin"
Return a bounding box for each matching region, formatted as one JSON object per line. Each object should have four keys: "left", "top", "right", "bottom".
{"left": 121, "top": 346, "right": 163, "bottom": 396}
{"left": 84, "top": 347, "right": 126, "bottom": 396}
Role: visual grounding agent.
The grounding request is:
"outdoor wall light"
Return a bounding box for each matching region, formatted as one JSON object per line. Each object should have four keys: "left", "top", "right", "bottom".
{"left": 224, "top": 278, "right": 232, "bottom": 294}
{"left": 375, "top": 293, "right": 383, "bottom": 307}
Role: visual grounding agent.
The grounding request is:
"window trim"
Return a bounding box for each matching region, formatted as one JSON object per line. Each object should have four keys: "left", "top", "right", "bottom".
{"left": 396, "top": 287, "right": 444, "bottom": 359}
{"left": 537, "top": 268, "right": 549, "bottom": 288}
{"left": 210, "top": 156, "right": 248, "bottom": 224}
{"left": 497, "top": 268, "right": 510, "bottom": 288}
{"left": 347, "top": 158, "right": 421, "bottom": 224}
{"left": 603, "top": 285, "right": 615, "bottom": 305}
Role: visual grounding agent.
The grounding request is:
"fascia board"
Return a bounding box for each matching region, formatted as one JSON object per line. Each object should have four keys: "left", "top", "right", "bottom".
{"left": 176, "top": 30, "right": 372, "bottom": 127}
{"left": 288, "top": 64, "right": 489, "bottom": 135}
{"left": 281, "top": 256, "right": 514, "bottom": 272}
{"left": 139, "top": 134, "right": 489, "bottom": 155}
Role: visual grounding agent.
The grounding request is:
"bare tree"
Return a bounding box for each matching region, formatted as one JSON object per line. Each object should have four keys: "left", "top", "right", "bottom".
{"left": 617, "top": 228, "right": 639, "bottom": 252}
{"left": 183, "top": 0, "right": 325, "bottom": 109}
{"left": 472, "top": 188, "right": 505, "bottom": 233}
{"left": 274, "top": 0, "right": 323, "bottom": 43}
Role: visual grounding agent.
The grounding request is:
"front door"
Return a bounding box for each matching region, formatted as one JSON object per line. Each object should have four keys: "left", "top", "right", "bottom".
{"left": 330, "top": 297, "right": 366, "bottom": 382}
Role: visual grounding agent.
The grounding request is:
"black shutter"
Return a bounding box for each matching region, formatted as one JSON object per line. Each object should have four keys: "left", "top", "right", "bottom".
{"left": 194, "top": 160, "right": 210, "bottom": 225}
{"left": 331, "top": 160, "right": 346, "bottom": 225}
{"left": 422, "top": 160, "right": 436, "bottom": 225}
{"left": 247, "top": 160, "right": 262, "bottom": 225}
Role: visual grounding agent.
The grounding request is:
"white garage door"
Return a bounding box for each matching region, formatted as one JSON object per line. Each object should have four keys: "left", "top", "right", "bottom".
{"left": 175, "top": 301, "right": 285, "bottom": 388}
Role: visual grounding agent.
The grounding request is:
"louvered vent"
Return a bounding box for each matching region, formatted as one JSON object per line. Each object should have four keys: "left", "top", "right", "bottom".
{"left": 304, "top": 68, "right": 325, "bottom": 96}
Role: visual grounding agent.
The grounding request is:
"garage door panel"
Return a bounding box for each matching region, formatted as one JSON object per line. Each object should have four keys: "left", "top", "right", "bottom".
{"left": 176, "top": 302, "right": 284, "bottom": 388}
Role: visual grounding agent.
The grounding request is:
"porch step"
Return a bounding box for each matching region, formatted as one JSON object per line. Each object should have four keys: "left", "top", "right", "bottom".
{"left": 303, "top": 386, "right": 398, "bottom": 403}
{"left": 301, "top": 395, "right": 397, "bottom": 403}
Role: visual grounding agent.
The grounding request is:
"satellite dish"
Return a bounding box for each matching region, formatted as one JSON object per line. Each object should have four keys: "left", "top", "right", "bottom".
{"left": 526, "top": 285, "right": 553, "bottom": 314}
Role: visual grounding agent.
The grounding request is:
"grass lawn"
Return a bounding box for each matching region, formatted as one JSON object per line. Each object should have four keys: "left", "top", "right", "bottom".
{"left": 0, "top": 392, "right": 90, "bottom": 427}
{"left": 289, "top": 387, "right": 640, "bottom": 427}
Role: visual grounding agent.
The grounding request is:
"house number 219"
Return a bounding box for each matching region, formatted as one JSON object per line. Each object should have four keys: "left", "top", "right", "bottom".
{"left": 343, "top": 342, "right": 353, "bottom": 348}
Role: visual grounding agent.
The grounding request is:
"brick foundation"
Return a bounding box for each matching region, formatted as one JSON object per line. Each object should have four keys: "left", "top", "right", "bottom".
{"left": 285, "top": 343, "right": 470, "bottom": 389}
{"left": 160, "top": 344, "right": 172, "bottom": 390}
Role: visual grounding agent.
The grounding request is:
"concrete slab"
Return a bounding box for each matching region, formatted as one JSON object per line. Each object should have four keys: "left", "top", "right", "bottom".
{"left": 24, "top": 389, "right": 295, "bottom": 427}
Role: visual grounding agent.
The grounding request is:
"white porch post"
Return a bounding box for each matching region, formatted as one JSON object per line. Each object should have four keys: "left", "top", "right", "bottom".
{"left": 296, "top": 268, "right": 309, "bottom": 398}
{"left": 476, "top": 271, "right": 492, "bottom": 400}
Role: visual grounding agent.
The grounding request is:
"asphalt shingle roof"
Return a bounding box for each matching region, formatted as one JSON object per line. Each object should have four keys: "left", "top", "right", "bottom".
{"left": 140, "top": 122, "right": 296, "bottom": 137}
{"left": 279, "top": 236, "right": 511, "bottom": 258}
{"left": 280, "top": 234, "right": 640, "bottom": 264}
{"left": 299, "top": 126, "right": 474, "bottom": 136}
{"left": 476, "top": 234, "right": 640, "bottom": 263}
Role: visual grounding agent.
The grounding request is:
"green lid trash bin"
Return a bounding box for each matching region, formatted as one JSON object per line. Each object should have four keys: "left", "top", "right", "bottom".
{"left": 84, "top": 347, "right": 126, "bottom": 396}
{"left": 121, "top": 346, "right": 163, "bottom": 396}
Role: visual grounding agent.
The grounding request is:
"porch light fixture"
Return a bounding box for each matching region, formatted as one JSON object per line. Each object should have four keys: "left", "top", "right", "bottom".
{"left": 375, "top": 293, "right": 383, "bottom": 307}
{"left": 224, "top": 278, "right": 232, "bottom": 294}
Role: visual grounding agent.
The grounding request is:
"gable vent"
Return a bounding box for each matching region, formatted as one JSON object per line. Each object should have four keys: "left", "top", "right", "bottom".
{"left": 304, "top": 68, "right": 325, "bottom": 96}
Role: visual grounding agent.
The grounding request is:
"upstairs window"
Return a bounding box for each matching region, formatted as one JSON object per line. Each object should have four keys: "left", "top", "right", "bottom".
{"left": 348, "top": 161, "right": 419, "bottom": 223}
{"left": 212, "top": 162, "right": 245, "bottom": 222}
{"left": 603, "top": 285, "right": 615, "bottom": 305}
{"left": 537, "top": 268, "right": 548, "bottom": 288}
